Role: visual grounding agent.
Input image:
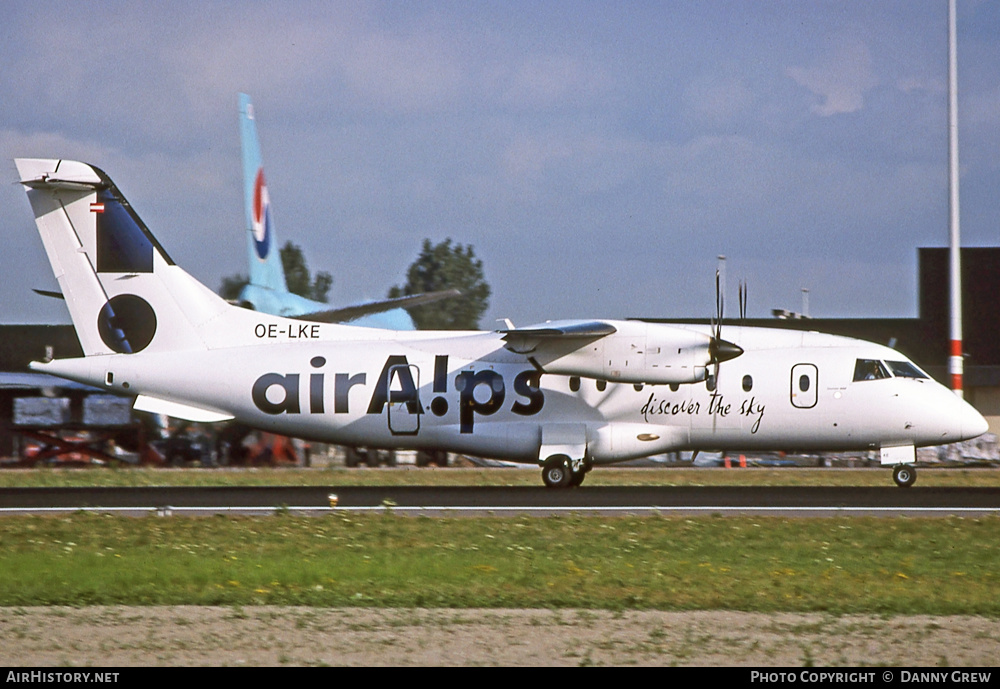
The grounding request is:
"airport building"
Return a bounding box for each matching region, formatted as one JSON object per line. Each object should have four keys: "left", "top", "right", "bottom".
{"left": 0, "top": 326, "right": 136, "bottom": 463}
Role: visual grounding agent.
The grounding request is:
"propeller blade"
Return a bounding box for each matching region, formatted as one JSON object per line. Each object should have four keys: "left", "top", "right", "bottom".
{"left": 707, "top": 267, "right": 743, "bottom": 420}
{"left": 714, "top": 270, "right": 723, "bottom": 342}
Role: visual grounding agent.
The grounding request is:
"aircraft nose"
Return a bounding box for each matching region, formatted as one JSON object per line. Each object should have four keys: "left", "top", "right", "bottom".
{"left": 941, "top": 390, "right": 990, "bottom": 441}
{"left": 920, "top": 385, "right": 989, "bottom": 443}
{"left": 961, "top": 400, "right": 989, "bottom": 440}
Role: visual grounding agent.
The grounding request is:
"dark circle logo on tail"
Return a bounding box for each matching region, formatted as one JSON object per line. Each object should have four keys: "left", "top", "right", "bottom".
{"left": 97, "top": 295, "right": 157, "bottom": 354}
{"left": 252, "top": 168, "right": 272, "bottom": 261}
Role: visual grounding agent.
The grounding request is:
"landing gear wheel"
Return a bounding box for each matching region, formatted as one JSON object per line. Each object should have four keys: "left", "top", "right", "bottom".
{"left": 542, "top": 456, "right": 572, "bottom": 489}
{"left": 893, "top": 464, "right": 916, "bottom": 488}
{"left": 568, "top": 459, "right": 592, "bottom": 488}
{"left": 417, "top": 450, "right": 449, "bottom": 467}
{"left": 344, "top": 447, "right": 361, "bottom": 468}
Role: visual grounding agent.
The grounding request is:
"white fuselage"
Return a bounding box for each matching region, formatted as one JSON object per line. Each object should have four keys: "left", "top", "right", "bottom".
{"left": 16, "top": 157, "right": 988, "bottom": 485}
{"left": 37, "top": 322, "right": 986, "bottom": 466}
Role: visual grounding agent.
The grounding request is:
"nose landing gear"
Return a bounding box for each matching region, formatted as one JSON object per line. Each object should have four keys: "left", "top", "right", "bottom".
{"left": 881, "top": 445, "right": 917, "bottom": 488}
{"left": 892, "top": 463, "right": 916, "bottom": 488}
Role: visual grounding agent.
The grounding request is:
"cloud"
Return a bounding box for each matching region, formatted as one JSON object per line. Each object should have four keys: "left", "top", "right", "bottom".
{"left": 1, "top": 2, "right": 998, "bottom": 327}
{"left": 787, "top": 36, "right": 878, "bottom": 116}
{"left": 499, "top": 53, "right": 614, "bottom": 111}
{"left": 682, "top": 74, "right": 756, "bottom": 128}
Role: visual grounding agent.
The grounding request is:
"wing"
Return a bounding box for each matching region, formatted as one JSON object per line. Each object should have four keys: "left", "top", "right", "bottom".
{"left": 294, "top": 289, "right": 461, "bottom": 324}
{"left": 501, "top": 320, "right": 617, "bottom": 354}
{"left": 501, "top": 319, "right": 729, "bottom": 385}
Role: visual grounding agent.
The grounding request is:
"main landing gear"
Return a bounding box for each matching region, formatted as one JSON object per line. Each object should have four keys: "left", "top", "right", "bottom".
{"left": 541, "top": 455, "right": 591, "bottom": 489}
{"left": 892, "top": 463, "right": 917, "bottom": 488}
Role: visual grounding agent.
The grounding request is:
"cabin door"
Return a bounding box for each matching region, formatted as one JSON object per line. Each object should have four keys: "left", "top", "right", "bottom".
{"left": 387, "top": 364, "right": 421, "bottom": 435}
{"left": 790, "top": 364, "right": 818, "bottom": 409}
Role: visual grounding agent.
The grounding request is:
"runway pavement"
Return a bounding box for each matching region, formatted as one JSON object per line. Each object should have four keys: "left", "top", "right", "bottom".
{"left": 2, "top": 485, "right": 1000, "bottom": 516}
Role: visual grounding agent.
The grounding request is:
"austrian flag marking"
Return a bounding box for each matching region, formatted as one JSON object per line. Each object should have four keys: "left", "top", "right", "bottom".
{"left": 90, "top": 202, "right": 105, "bottom": 213}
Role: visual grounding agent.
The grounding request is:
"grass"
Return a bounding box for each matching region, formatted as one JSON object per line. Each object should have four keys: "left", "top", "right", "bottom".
{"left": 1, "top": 464, "right": 997, "bottom": 616}
{"left": 0, "top": 511, "right": 998, "bottom": 615}
{"left": 1, "top": 464, "right": 999, "bottom": 488}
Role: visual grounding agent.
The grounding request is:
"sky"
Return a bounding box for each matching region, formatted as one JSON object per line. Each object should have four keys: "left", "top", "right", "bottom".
{"left": 2, "top": 1, "right": 998, "bottom": 328}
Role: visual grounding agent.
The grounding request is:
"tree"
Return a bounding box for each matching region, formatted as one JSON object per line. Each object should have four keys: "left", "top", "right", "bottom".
{"left": 217, "top": 241, "right": 332, "bottom": 303}
{"left": 219, "top": 273, "right": 249, "bottom": 302}
{"left": 280, "top": 241, "right": 332, "bottom": 303}
{"left": 389, "top": 238, "right": 490, "bottom": 330}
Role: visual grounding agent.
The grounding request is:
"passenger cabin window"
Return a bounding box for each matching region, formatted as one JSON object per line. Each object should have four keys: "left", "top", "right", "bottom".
{"left": 569, "top": 376, "right": 581, "bottom": 392}
{"left": 886, "top": 361, "right": 929, "bottom": 379}
{"left": 853, "top": 359, "right": 890, "bottom": 382}
{"left": 742, "top": 375, "right": 753, "bottom": 392}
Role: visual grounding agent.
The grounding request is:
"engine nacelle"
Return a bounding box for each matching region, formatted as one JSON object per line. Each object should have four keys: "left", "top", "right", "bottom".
{"left": 503, "top": 320, "right": 737, "bottom": 385}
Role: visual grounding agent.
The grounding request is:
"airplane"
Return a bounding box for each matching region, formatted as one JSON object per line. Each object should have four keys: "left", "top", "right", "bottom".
{"left": 15, "top": 158, "right": 989, "bottom": 488}
{"left": 235, "top": 93, "right": 456, "bottom": 327}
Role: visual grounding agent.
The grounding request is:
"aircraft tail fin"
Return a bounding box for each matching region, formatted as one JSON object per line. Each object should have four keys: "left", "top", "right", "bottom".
{"left": 16, "top": 158, "right": 230, "bottom": 356}
{"left": 236, "top": 94, "right": 423, "bottom": 329}
{"left": 239, "top": 93, "right": 288, "bottom": 295}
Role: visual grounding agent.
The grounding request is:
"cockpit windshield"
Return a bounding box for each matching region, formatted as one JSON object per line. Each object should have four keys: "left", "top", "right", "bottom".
{"left": 854, "top": 359, "right": 890, "bottom": 381}
{"left": 854, "top": 358, "right": 929, "bottom": 382}
{"left": 885, "top": 360, "right": 929, "bottom": 379}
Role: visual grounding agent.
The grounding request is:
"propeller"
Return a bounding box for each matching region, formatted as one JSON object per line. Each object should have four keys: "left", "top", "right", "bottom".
{"left": 708, "top": 270, "right": 743, "bottom": 386}
{"left": 738, "top": 280, "right": 748, "bottom": 321}
{"left": 708, "top": 268, "right": 743, "bottom": 434}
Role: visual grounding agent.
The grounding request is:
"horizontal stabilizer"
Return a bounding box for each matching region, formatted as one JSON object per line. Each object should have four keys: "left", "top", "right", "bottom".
{"left": 133, "top": 395, "right": 234, "bottom": 423}
{"left": 18, "top": 159, "right": 104, "bottom": 191}
{"left": 296, "top": 289, "right": 461, "bottom": 324}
